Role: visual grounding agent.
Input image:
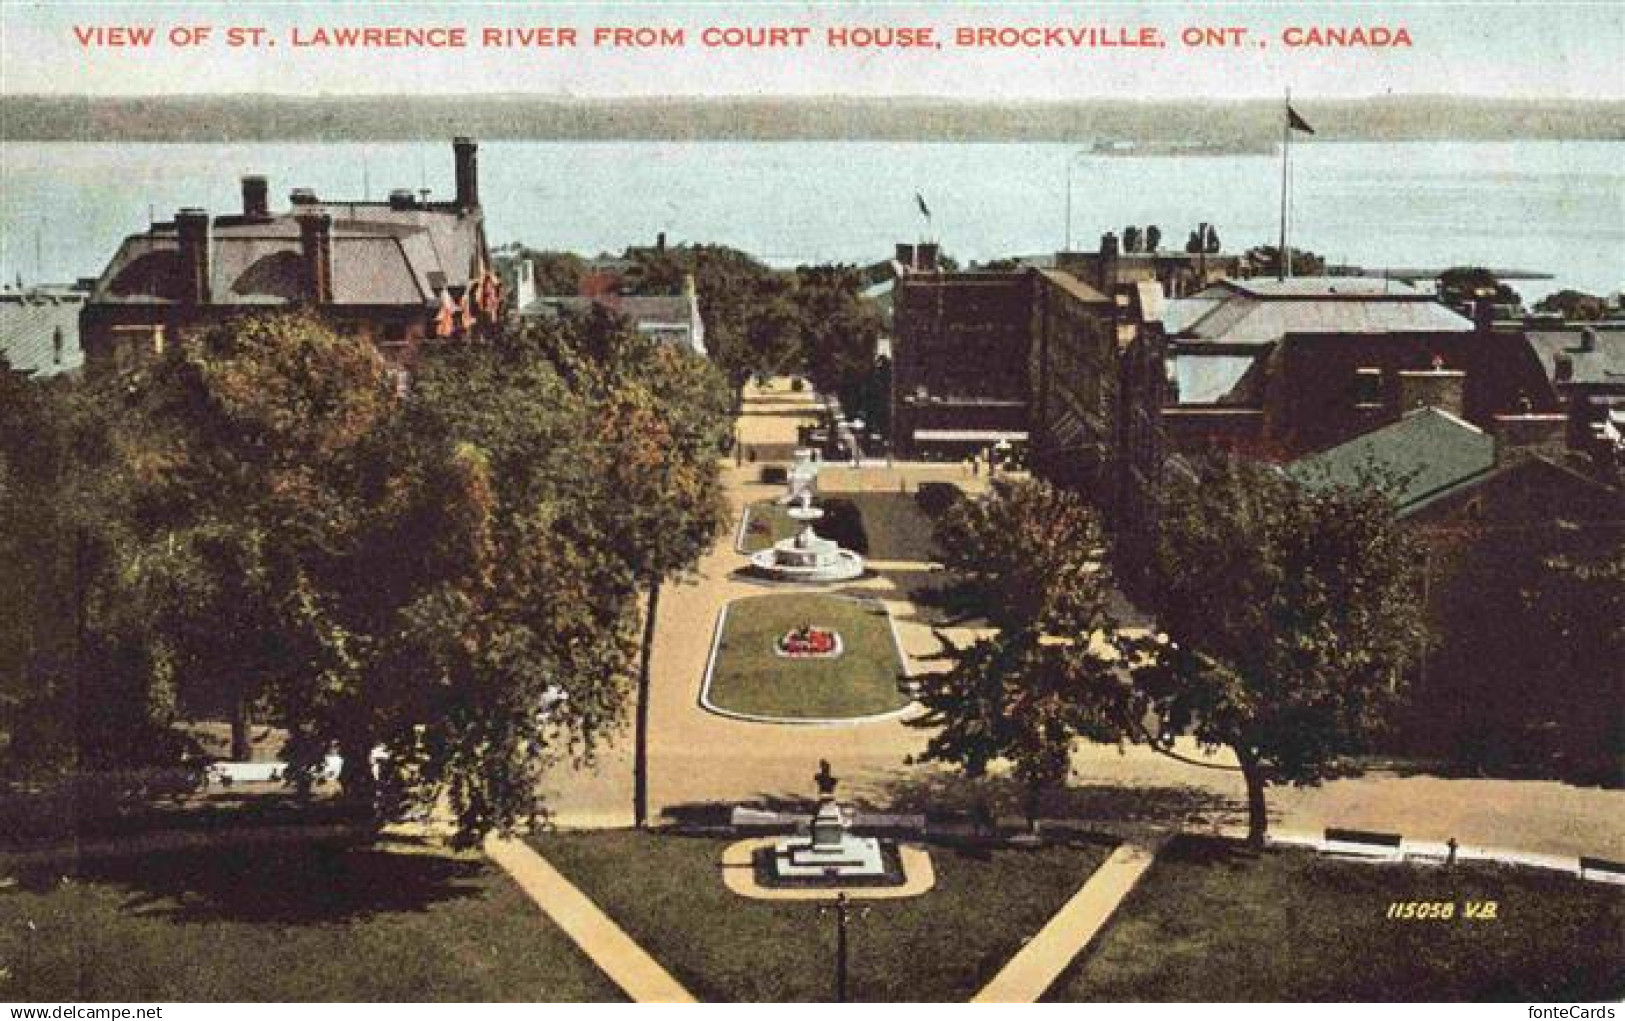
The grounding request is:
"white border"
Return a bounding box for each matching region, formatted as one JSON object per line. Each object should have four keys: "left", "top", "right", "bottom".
{"left": 699, "top": 592, "right": 919, "bottom": 726}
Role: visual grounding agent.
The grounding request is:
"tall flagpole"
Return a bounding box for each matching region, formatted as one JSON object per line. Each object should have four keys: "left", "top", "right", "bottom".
{"left": 1278, "top": 88, "right": 1291, "bottom": 281}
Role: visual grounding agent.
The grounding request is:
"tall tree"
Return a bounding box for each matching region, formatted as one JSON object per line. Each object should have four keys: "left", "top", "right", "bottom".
{"left": 1128, "top": 457, "right": 1425, "bottom": 846}
{"left": 498, "top": 309, "right": 731, "bottom": 826}
{"left": 912, "top": 480, "right": 1123, "bottom": 829}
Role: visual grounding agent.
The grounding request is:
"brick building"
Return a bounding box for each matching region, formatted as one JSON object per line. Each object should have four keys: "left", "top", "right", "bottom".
{"left": 80, "top": 138, "right": 498, "bottom": 373}
{"left": 890, "top": 246, "right": 1037, "bottom": 460}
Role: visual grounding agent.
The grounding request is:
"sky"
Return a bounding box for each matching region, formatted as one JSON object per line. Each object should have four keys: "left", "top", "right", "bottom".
{"left": 1, "top": 0, "right": 1621, "bottom": 100}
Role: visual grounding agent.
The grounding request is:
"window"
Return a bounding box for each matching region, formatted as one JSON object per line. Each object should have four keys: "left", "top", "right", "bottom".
{"left": 1353, "top": 366, "right": 1383, "bottom": 408}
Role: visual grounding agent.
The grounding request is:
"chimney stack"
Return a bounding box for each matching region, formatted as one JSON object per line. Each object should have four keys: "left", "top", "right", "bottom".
{"left": 1579, "top": 327, "right": 1598, "bottom": 353}
{"left": 298, "top": 212, "right": 334, "bottom": 304}
{"left": 916, "top": 243, "right": 940, "bottom": 272}
{"left": 895, "top": 243, "right": 917, "bottom": 271}
{"left": 453, "top": 137, "right": 479, "bottom": 211}
{"left": 175, "top": 208, "right": 212, "bottom": 306}
{"left": 290, "top": 188, "right": 319, "bottom": 206}
{"left": 241, "top": 176, "right": 269, "bottom": 219}
{"left": 388, "top": 188, "right": 416, "bottom": 211}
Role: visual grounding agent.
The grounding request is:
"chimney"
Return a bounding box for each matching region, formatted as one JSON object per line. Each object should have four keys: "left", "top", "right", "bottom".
{"left": 895, "top": 243, "right": 917, "bottom": 271}
{"left": 1579, "top": 327, "right": 1598, "bottom": 353}
{"left": 174, "top": 207, "right": 212, "bottom": 306}
{"left": 1395, "top": 367, "right": 1466, "bottom": 418}
{"left": 290, "top": 188, "right": 319, "bottom": 206}
{"left": 656, "top": 231, "right": 667, "bottom": 253}
{"left": 388, "top": 188, "right": 416, "bottom": 211}
{"left": 453, "top": 137, "right": 479, "bottom": 211}
{"left": 1554, "top": 353, "right": 1574, "bottom": 384}
{"left": 298, "top": 212, "right": 334, "bottom": 304}
{"left": 240, "top": 176, "right": 269, "bottom": 219}
{"left": 916, "top": 243, "right": 940, "bottom": 272}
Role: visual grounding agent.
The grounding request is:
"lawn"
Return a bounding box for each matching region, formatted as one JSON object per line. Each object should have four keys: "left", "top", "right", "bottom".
{"left": 704, "top": 593, "right": 909, "bottom": 720}
{"left": 1047, "top": 836, "right": 1625, "bottom": 1002}
{"left": 533, "top": 830, "right": 1116, "bottom": 1002}
{"left": 0, "top": 839, "right": 621, "bottom": 1001}
{"left": 739, "top": 498, "right": 868, "bottom": 555}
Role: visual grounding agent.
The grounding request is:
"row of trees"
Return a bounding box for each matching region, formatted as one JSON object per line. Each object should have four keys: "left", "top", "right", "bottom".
{"left": 0, "top": 308, "right": 731, "bottom": 844}
{"left": 915, "top": 466, "right": 1427, "bottom": 846}
{"left": 500, "top": 244, "right": 888, "bottom": 408}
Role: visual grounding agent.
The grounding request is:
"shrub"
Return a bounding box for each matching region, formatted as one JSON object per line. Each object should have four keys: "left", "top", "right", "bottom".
{"left": 915, "top": 482, "right": 965, "bottom": 519}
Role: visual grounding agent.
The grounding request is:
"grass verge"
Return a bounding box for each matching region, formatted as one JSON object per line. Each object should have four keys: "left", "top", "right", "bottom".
{"left": 533, "top": 830, "right": 1115, "bottom": 1002}
{"left": 705, "top": 593, "right": 908, "bottom": 720}
{"left": 0, "top": 839, "right": 622, "bottom": 1001}
{"left": 1046, "top": 835, "right": 1625, "bottom": 1002}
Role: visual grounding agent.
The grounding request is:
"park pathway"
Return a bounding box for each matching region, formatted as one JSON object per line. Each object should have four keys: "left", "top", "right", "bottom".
{"left": 485, "top": 836, "right": 696, "bottom": 1003}
{"left": 972, "top": 838, "right": 1166, "bottom": 1004}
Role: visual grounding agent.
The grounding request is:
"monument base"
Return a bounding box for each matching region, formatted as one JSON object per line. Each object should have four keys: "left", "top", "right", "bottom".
{"left": 773, "top": 834, "right": 888, "bottom": 878}
{"left": 753, "top": 841, "right": 908, "bottom": 889}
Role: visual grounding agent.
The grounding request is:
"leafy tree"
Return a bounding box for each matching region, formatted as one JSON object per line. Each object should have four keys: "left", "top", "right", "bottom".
{"left": 0, "top": 359, "right": 182, "bottom": 782}
{"left": 1241, "top": 244, "right": 1324, "bottom": 277}
{"left": 497, "top": 248, "right": 586, "bottom": 298}
{"left": 490, "top": 309, "right": 731, "bottom": 827}
{"left": 1127, "top": 457, "right": 1425, "bottom": 846}
{"left": 1533, "top": 289, "right": 1609, "bottom": 321}
{"left": 1528, "top": 549, "right": 1624, "bottom": 783}
{"left": 1439, "top": 267, "right": 1523, "bottom": 314}
{"left": 912, "top": 480, "right": 1123, "bottom": 830}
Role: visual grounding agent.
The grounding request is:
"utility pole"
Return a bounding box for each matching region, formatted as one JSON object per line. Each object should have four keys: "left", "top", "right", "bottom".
{"left": 1278, "top": 88, "right": 1292, "bottom": 281}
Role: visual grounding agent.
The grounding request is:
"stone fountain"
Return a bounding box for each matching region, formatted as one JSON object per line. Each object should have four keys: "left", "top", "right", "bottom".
{"left": 748, "top": 452, "right": 864, "bottom": 583}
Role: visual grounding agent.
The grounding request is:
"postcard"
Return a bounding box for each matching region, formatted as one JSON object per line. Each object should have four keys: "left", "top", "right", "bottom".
{"left": 0, "top": 0, "right": 1620, "bottom": 1009}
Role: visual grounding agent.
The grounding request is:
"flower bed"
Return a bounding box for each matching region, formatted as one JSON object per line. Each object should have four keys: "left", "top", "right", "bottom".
{"left": 774, "top": 625, "right": 843, "bottom": 659}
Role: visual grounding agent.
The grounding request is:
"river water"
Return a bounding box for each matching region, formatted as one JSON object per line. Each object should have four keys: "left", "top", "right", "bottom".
{"left": 3, "top": 139, "right": 1620, "bottom": 301}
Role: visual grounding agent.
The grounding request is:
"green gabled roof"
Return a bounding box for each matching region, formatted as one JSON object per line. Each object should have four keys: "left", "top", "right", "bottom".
{"left": 1288, "top": 407, "right": 1496, "bottom": 516}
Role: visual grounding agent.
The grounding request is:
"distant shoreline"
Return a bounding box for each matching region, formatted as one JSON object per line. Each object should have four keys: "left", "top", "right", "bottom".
{"left": 4, "top": 95, "right": 1621, "bottom": 144}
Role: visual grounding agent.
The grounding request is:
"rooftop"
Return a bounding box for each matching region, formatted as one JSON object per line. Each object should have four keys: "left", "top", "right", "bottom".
{"left": 1, "top": 287, "right": 85, "bottom": 377}
{"left": 1287, "top": 406, "right": 1496, "bottom": 516}
{"left": 1165, "top": 276, "right": 1473, "bottom": 346}
{"left": 89, "top": 203, "right": 486, "bottom": 310}
{"left": 1524, "top": 326, "right": 1625, "bottom": 389}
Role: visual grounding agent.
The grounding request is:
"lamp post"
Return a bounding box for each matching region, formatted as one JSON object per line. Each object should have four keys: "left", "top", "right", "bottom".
{"left": 819, "top": 892, "right": 870, "bottom": 1002}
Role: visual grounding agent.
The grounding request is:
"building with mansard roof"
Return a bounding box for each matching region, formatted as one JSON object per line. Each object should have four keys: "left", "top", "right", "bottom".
{"left": 80, "top": 138, "right": 498, "bottom": 373}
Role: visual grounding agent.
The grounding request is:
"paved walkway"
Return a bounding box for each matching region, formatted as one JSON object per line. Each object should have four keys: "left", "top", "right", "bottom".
{"left": 484, "top": 836, "right": 696, "bottom": 1003}
{"left": 538, "top": 378, "right": 1625, "bottom": 863}
{"left": 972, "top": 839, "right": 1165, "bottom": 1003}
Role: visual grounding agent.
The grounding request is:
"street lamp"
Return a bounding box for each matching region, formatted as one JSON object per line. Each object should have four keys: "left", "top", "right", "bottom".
{"left": 818, "top": 892, "right": 871, "bottom": 1002}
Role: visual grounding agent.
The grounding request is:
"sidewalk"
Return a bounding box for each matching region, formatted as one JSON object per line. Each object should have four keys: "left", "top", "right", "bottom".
{"left": 972, "top": 838, "right": 1166, "bottom": 1003}
{"left": 485, "top": 836, "right": 696, "bottom": 1003}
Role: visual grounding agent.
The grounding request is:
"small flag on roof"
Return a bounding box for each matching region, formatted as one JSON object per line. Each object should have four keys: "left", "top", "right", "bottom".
{"left": 915, "top": 193, "right": 932, "bottom": 219}
{"left": 1287, "top": 103, "right": 1315, "bottom": 134}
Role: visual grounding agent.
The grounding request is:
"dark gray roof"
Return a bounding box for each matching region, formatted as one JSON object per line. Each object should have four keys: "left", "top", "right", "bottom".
{"left": 1288, "top": 406, "right": 1496, "bottom": 516}
{"left": 520, "top": 293, "right": 695, "bottom": 326}
{"left": 1166, "top": 276, "right": 1472, "bottom": 346}
{"left": 1, "top": 288, "right": 85, "bottom": 377}
{"left": 1525, "top": 327, "right": 1625, "bottom": 389}
{"left": 87, "top": 203, "right": 486, "bottom": 310}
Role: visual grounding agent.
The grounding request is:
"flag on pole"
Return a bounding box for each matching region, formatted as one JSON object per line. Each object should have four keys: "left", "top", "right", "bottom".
{"left": 915, "top": 193, "right": 932, "bottom": 220}
{"left": 1287, "top": 104, "right": 1315, "bottom": 135}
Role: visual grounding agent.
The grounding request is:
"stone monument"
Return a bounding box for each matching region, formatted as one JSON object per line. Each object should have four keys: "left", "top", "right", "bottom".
{"left": 769, "top": 760, "right": 889, "bottom": 881}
